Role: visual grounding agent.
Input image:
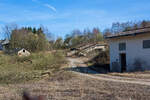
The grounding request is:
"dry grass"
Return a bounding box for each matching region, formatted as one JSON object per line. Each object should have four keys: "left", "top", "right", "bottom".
{"left": 0, "top": 51, "right": 66, "bottom": 84}
{"left": 109, "top": 71, "right": 150, "bottom": 79}
{"left": 1, "top": 71, "right": 150, "bottom": 100}
{"left": 1, "top": 54, "right": 150, "bottom": 100}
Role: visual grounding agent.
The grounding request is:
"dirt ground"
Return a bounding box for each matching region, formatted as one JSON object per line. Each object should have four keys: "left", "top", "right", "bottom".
{"left": 109, "top": 71, "right": 150, "bottom": 79}
{"left": 1, "top": 71, "right": 150, "bottom": 100}
{"left": 1, "top": 57, "right": 150, "bottom": 100}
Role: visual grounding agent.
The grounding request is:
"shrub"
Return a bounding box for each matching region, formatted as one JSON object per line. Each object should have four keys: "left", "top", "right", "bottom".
{"left": 132, "top": 58, "right": 145, "bottom": 72}
{"left": 0, "top": 51, "right": 66, "bottom": 84}
{"left": 88, "top": 49, "right": 110, "bottom": 72}
{"left": 10, "top": 28, "right": 50, "bottom": 52}
{"left": 91, "top": 50, "right": 110, "bottom": 65}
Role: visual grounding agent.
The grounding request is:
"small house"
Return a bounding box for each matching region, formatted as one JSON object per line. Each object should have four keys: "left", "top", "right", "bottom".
{"left": 106, "top": 27, "right": 150, "bottom": 72}
{"left": 0, "top": 43, "right": 3, "bottom": 50}
{"left": 0, "top": 39, "right": 9, "bottom": 51}
{"left": 18, "top": 49, "right": 30, "bottom": 57}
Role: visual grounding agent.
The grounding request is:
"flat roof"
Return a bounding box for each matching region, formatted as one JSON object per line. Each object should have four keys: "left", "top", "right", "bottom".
{"left": 105, "top": 27, "right": 150, "bottom": 39}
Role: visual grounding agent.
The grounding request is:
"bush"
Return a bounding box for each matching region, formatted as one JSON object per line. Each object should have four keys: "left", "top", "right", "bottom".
{"left": 10, "top": 27, "right": 50, "bottom": 52}
{"left": 0, "top": 51, "right": 66, "bottom": 84}
{"left": 91, "top": 50, "right": 110, "bottom": 65}
{"left": 131, "top": 58, "right": 145, "bottom": 72}
{"left": 88, "top": 50, "right": 110, "bottom": 72}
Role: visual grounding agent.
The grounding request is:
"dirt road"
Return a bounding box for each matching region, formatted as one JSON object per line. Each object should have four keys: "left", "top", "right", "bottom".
{"left": 67, "top": 57, "right": 150, "bottom": 86}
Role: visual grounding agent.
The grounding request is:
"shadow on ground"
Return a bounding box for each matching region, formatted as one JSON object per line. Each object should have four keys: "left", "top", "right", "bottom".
{"left": 65, "top": 65, "right": 110, "bottom": 74}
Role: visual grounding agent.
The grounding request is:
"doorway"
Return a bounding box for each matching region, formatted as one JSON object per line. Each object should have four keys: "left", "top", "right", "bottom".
{"left": 120, "top": 53, "right": 126, "bottom": 72}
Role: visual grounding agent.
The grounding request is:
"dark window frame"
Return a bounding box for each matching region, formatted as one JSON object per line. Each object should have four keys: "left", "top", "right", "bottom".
{"left": 119, "top": 43, "right": 126, "bottom": 51}
{"left": 143, "top": 40, "right": 150, "bottom": 49}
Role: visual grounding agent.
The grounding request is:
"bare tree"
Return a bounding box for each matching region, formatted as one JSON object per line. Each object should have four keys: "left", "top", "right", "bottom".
{"left": 40, "top": 25, "right": 54, "bottom": 41}
{"left": 2, "top": 23, "right": 18, "bottom": 39}
{"left": 103, "top": 29, "right": 112, "bottom": 37}
{"left": 140, "top": 20, "right": 150, "bottom": 28}
{"left": 71, "top": 29, "right": 82, "bottom": 37}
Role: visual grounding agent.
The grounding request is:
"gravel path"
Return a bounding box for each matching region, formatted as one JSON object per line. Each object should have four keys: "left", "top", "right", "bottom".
{"left": 67, "top": 57, "right": 150, "bottom": 86}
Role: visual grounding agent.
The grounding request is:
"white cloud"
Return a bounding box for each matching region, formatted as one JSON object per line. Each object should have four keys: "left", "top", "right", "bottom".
{"left": 31, "top": 0, "right": 57, "bottom": 12}
{"left": 44, "top": 4, "right": 57, "bottom": 12}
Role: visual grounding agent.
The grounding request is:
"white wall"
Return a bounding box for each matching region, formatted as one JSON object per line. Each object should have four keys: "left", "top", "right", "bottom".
{"left": 109, "top": 33, "right": 150, "bottom": 72}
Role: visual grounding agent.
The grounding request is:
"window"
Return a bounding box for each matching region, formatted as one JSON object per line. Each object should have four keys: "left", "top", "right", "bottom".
{"left": 23, "top": 49, "right": 25, "bottom": 52}
{"left": 143, "top": 40, "right": 150, "bottom": 49}
{"left": 119, "top": 43, "right": 126, "bottom": 51}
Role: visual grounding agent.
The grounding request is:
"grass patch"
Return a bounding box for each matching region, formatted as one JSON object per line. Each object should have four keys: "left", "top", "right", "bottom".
{"left": 49, "top": 71, "right": 76, "bottom": 82}
{"left": 0, "top": 51, "right": 66, "bottom": 84}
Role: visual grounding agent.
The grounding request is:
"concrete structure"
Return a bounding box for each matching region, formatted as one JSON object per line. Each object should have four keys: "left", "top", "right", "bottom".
{"left": 83, "top": 44, "right": 106, "bottom": 53}
{"left": 67, "top": 42, "right": 107, "bottom": 57}
{"left": 106, "top": 27, "right": 150, "bottom": 72}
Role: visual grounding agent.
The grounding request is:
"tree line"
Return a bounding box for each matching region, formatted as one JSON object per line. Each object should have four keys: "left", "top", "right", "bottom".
{"left": 103, "top": 20, "right": 150, "bottom": 37}
{"left": 58, "top": 27, "right": 104, "bottom": 49}
{"left": 1, "top": 20, "right": 150, "bottom": 52}
{"left": 2, "top": 24, "right": 50, "bottom": 52}
{"left": 2, "top": 25, "right": 104, "bottom": 51}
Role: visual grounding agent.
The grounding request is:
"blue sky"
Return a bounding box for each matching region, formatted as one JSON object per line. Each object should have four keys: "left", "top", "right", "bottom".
{"left": 0, "top": 0, "right": 150, "bottom": 39}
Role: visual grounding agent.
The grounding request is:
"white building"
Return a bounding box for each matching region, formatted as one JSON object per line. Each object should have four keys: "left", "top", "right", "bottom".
{"left": 106, "top": 28, "right": 150, "bottom": 72}
{"left": 18, "top": 48, "right": 30, "bottom": 57}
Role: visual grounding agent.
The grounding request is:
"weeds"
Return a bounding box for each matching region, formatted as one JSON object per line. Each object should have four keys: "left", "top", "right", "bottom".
{"left": 0, "top": 51, "right": 66, "bottom": 84}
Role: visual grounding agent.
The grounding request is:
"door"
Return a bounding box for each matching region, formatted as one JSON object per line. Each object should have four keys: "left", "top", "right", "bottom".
{"left": 120, "top": 53, "right": 126, "bottom": 72}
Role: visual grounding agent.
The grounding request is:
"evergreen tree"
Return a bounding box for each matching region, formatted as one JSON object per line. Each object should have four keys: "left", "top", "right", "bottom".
{"left": 32, "top": 27, "right": 36, "bottom": 34}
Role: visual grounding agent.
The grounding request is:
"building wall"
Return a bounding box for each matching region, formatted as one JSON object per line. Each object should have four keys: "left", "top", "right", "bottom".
{"left": 0, "top": 44, "right": 3, "bottom": 50}
{"left": 109, "top": 33, "right": 150, "bottom": 72}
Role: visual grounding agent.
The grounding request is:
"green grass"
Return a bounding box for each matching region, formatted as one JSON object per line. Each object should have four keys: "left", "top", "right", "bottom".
{"left": 0, "top": 51, "right": 66, "bottom": 84}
